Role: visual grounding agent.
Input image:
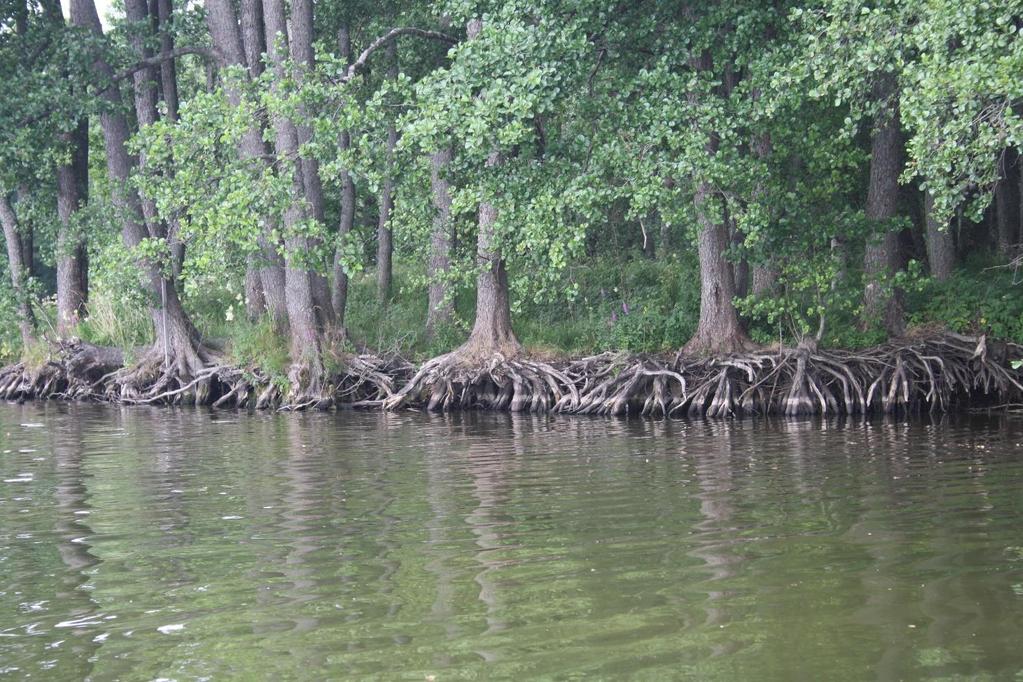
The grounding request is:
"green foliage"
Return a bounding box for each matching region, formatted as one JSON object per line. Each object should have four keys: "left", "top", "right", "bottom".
{"left": 908, "top": 264, "right": 1023, "bottom": 341}
{"left": 76, "top": 284, "right": 154, "bottom": 353}
{"left": 225, "top": 317, "right": 292, "bottom": 381}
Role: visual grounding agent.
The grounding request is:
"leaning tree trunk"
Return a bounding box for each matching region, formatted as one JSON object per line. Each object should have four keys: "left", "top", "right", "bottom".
{"left": 205, "top": 0, "right": 288, "bottom": 329}
{"left": 331, "top": 25, "right": 355, "bottom": 328}
{"left": 71, "top": 0, "right": 206, "bottom": 385}
{"left": 995, "top": 149, "right": 1019, "bottom": 259}
{"left": 55, "top": 122, "right": 89, "bottom": 336}
{"left": 924, "top": 192, "right": 955, "bottom": 281}
{"left": 683, "top": 51, "right": 751, "bottom": 355}
{"left": 289, "top": 0, "right": 334, "bottom": 329}
{"left": 377, "top": 40, "right": 398, "bottom": 304}
{"left": 861, "top": 84, "right": 906, "bottom": 337}
{"left": 426, "top": 147, "right": 454, "bottom": 337}
{"left": 263, "top": 0, "right": 324, "bottom": 399}
{"left": 0, "top": 195, "right": 35, "bottom": 346}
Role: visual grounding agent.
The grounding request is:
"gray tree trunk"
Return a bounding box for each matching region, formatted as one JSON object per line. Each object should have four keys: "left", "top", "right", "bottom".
{"left": 0, "top": 195, "right": 35, "bottom": 346}
{"left": 331, "top": 26, "right": 355, "bottom": 328}
{"left": 465, "top": 152, "right": 518, "bottom": 357}
{"left": 55, "top": 121, "right": 89, "bottom": 336}
{"left": 262, "top": 0, "right": 323, "bottom": 392}
{"left": 426, "top": 147, "right": 454, "bottom": 337}
{"left": 861, "top": 84, "right": 905, "bottom": 337}
{"left": 683, "top": 50, "right": 750, "bottom": 355}
{"left": 376, "top": 40, "right": 398, "bottom": 304}
{"left": 462, "top": 20, "right": 519, "bottom": 358}
{"left": 205, "top": 0, "right": 288, "bottom": 329}
{"left": 289, "top": 0, "right": 334, "bottom": 328}
{"left": 155, "top": 0, "right": 185, "bottom": 277}
{"left": 750, "top": 130, "right": 777, "bottom": 297}
{"left": 71, "top": 0, "right": 202, "bottom": 372}
{"left": 924, "top": 192, "right": 955, "bottom": 281}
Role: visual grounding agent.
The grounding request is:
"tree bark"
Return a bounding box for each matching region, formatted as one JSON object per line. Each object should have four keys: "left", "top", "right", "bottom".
{"left": 55, "top": 121, "right": 89, "bottom": 336}
{"left": 289, "top": 0, "right": 334, "bottom": 328}
{"left": 924, "top": 192, "right": 955, "bottom": 281}
{"left": 156, "top": 0, "right": 178, "bottom": 121}
{"left": 331, "top": 26, "right": 355, "bottom": 328}
{"left": 376, "top": 40, "right": 398, "bottom": 304}
{"left": 155, "top": 0, "right": 185, "bottom": 277}
{"left": 205, "top": 0, "right": 288, "bottom": 329}
{"left": 71, "top": 0, "right": 202, "bottom": 373}
{"left": 683, "top": 50, "right": 750, "bottom": 355}
{"left": 426, "top": 147, "right": 455, "bottom": 337}
{"left": 995, "top": 149, "right": 1019, "bottom": 258}
{"left": 464, "top": 151, "right": 519, "bottom": 357}
{"left": 461, "top": 19, "right": 519, "bottom": 358}
{"left": 0, "top": 195, "right": 35, "bottom": 346}
{"left": 15, "top": 186, "right": 34, "bottom": 279}
{"left": 750, "top": 130, "right": 777, "bottom": 297}
{"left": 262, "top": 0, "right": 323, "bottom": 393}
{"left": 861, "top": 84, "right": 905, "bottom": 337}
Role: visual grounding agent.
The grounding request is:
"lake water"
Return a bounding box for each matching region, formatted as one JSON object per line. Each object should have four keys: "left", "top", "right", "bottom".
{"left": 1, "top": 403, "right": 1022, "bottom": 680}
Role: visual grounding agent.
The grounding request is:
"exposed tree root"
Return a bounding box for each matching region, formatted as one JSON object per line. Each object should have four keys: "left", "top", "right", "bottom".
{"left": 3, "top": 334, "right": 1021, "bottom": 416}
{"left": 383, "top": 349, "right": 579, "bottom": 412}
{"left": 567, "top": 334, "right": 1023, "bottom": 417}
{"left": 0, "top": 339, "right": 407, "bottom": 410}
{"left": 0, "top": 341, "right": 123, "bottom": 402}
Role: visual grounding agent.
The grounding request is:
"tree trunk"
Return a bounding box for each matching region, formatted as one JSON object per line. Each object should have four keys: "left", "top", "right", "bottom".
{"left": 464, "top": 152, "right": 519, "bottom": 358}
{"left": 156, "top": 0, "right": 178, "bottom": 121}
{"left": 55, "top": 121, "right": 89, "bottom": 336}
{"left": 124, "top": 0, "right": 159, "bottom": 190}
{"left": 289, "top": 0, "right": 334, "bottom": 328}
{"left": 924, "top": 192, "right": 955, "bottom": 281}
{"left": 995, "top": 149, "right": 1019, "bottom": 258}
{"left": 71, "top": 0, "right": 203, "bottom": 373}
{"left": 426, "top": 147, "right": 454, "bottom": 337}
{"left": 685, "top": 182, "right": 750, "bottom": 354}
{"left": 751, "top": 267, "right": 776, "bottom": 297}
{"left": 730, "top": 216, "right": 750, "bottom": 299}
{"left": 683, "top": 50, "right": 750, "bottom": 355}
{"left": 750, "top": 130, "right": 777, "bottom": 296}
{"left": 155, "top": 0, "right": 185, "bottom": 277}
{"left": 376, "top": 39, "right": 398, "bottom": 304}
{"left": 15, "top": 186, "right": 33, "bottom": 278}
{"left": 0, "top": 195, "right": 35, "bottom": 346}
{"left": 861, "top": 85, "right": 905, "bottom": 337}
{"left": 331, "top": 26, "right": 355, "bottom": 328}
{"left": 244, "top": 257, "right": 266, "bottom": 320}
{"left": 238, "top": 0, "right": 268, "bottom": 320}
{"left": 262, "top": 0, "right": 323, "bottom": 394}
{"left": 205, "top": 0, "right": 288, "bottom": 329}
{"left": 461, "top": 19, "right": 519, "bottom": 358}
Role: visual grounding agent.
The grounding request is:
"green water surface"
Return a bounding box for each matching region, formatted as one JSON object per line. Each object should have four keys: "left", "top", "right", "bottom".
{"left": 1, "top": 404, "right": 1022, "bottom": 680}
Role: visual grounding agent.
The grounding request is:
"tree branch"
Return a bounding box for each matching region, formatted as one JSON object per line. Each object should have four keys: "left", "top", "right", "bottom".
{"left": 343, "top": 27, "right": 457, "bottom": 82}
{"left": 109, "top": 46, "right": 218, "bottom": 84}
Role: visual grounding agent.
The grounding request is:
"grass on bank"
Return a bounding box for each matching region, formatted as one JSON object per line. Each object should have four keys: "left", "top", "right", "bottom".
{"left": 3, "top": 251, "right": 1022, "bottom": 380}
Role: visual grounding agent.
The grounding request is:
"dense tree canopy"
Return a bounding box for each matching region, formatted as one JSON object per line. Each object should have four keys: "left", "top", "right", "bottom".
{"left": 1, "top": 0, "right": 1022, "bottom": 406}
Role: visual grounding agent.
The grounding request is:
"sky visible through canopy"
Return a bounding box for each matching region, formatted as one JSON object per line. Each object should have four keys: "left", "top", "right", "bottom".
{"left": 60, "top": 0, "right": 114, "bottom": 25}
